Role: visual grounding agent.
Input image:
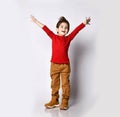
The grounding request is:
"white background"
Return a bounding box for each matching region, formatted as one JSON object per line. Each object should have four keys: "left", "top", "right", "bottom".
{"left": 0, "top": 0, "right": 120, "bottom": 117}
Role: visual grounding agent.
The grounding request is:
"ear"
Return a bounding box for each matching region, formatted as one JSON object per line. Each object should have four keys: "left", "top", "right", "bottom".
{"left": 56, "top": 28, "right": 59, "bottom": 34}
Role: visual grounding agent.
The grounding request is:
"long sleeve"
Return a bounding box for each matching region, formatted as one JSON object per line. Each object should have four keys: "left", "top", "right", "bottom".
{"left": 42, "top": 25, "right": 55, "bottom": 39}
{"left": 68, "top": 23, "right": 85, "bottom": 41}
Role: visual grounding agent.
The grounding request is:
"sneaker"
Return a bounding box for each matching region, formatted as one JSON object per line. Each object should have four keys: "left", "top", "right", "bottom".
{"left": 45, "top": 98, "right": 59, "bottom": 109}
{"left": 60, "top": 98, "right": 69, "bottom": 110}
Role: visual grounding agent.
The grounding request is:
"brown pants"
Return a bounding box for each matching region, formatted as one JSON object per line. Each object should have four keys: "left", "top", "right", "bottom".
{"left": 50, "top": 62, "right": 71, "bottom": 99}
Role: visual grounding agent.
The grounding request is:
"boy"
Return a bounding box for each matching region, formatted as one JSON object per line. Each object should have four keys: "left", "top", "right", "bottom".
{"left": 31, "top": 15, "right": 91, "bottom": 110}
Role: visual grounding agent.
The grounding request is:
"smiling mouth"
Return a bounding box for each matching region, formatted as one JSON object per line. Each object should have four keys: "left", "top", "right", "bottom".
{"left": 62, "top": 31, "right": 65, "bottom": 33}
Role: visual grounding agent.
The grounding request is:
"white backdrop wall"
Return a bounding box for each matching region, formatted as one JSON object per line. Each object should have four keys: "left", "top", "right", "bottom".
{"left": 27, "top": 1, "right": 98, "bottom": 115}
{"left": 0, "top": 0, "right": 120, "bottom": 117}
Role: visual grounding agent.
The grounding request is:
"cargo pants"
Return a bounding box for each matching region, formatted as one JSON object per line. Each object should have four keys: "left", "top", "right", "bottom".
{"left": 50, "top": 62, "right": 71, "bottom": 100}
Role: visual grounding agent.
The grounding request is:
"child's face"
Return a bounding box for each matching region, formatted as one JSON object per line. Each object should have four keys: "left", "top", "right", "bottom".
{"left": 56, "top": 22, "right": 69, "bottom": 36}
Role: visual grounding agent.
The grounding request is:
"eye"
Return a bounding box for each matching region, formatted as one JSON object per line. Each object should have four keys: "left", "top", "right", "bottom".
{"left": 61, "top": 26, "right": 63, "bottom": 28}
{"left": 65, "top": 27, "right": 68, "bottom": 29}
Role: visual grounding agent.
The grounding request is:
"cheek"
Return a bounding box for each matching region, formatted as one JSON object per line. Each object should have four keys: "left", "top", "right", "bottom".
{"left": 66, "top": 30, "right": 69, "bottom": 33}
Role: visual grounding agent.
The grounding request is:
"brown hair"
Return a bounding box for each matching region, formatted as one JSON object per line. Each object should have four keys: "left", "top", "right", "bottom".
{"left": 56, "top": 16, "right": 70, "bottom": 32}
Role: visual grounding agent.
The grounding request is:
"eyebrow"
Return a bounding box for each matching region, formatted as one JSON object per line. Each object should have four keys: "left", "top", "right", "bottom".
{"left": 60, "top": 25, "right": 68, "bottom": 27}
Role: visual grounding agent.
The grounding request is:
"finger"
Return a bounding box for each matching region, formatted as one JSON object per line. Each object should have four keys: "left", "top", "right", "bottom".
{"left": 87, "top": 19, "right": 89, "bottom": 22}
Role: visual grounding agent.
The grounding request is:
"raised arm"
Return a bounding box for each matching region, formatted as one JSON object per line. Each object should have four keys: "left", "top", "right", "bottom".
{"left": 30, "top": 15, "right": 44, "bottom": 28}
{"left": 68, "top": 17, "right": 91, "bottom": 40}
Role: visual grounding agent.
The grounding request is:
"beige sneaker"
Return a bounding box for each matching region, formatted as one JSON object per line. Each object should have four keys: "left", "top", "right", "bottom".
{"left": 45, "top": 98, "right": 59, "bottom": 109}
{"left": 60, "top": 98, "right": 69, "bottom": 110}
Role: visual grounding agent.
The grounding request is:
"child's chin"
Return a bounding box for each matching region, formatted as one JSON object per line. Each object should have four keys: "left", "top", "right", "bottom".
{"left": 61, "top": 33, "right": 66, "bottom": 36}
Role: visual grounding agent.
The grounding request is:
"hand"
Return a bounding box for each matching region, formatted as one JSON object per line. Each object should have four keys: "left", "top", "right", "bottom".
{"left": 85, "top": 17, "right": 91, "bottom": 25}
{"left": 30, "top": 15, "right": 44, "bottom": 28}
{"left": 30, "top": 15, "right": 37, "bottom": 22}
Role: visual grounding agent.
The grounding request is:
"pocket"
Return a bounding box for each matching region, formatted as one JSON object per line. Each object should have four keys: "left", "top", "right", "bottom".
{"left": 62, "top": 64, "right": 71, "bottom": 73}
{"left": 50, "top": 62, "right": 60, "bottom": 76}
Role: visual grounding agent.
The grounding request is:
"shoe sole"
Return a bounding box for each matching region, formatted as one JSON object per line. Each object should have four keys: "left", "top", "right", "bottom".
{"left": 60, "top": 107, "right": 68, "bottom": 110}
{"left": 46, "top": 104, "right": 59, "bottom": 109}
